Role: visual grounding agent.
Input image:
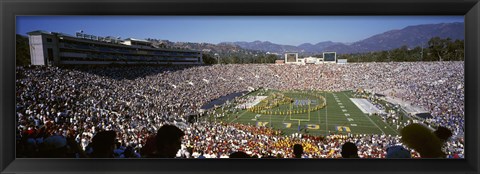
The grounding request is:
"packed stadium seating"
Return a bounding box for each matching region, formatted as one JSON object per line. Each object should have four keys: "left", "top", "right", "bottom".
{"left": 15, "top": 62, "right": 464, "bottom": 158}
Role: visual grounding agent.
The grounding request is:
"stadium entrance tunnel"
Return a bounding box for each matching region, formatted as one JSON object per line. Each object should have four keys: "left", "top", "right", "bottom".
{"left": 200, "top": 91, "right": 249, "bottom": 110}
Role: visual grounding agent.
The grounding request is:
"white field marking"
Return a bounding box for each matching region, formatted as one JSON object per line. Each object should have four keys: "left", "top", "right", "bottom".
{"left": 342, "top": 109, "right": 348, "bottom": 112}
{"left": 282, "top": 111, "right": 288, "bottom": 122}
{"left": 384, "top": 121, "right": 400, "bottom": 134}
{"left": 318, "top": 107, "right": 321, "bottom": 126}
{"left": 325, "top": 124, "right": 379, "bottom": 128}
{"left": 345, "top": 113, "right": 350, "bottom": 116}
{"left": 236, "top": 96, "right": 268, "bottom": 109}
{"left": 325, "top": 93, "right": 329, "bottom": 133}
{"left": 340, "top": 106, "right": 345, "bottom": 108}
{"left": 347, "top": 118, "right": 354, "bottom": 121}
{"left": 338, "top": 103, "right": 343, "bottom": 105}
{"left": 350, "top": 124, "right": 358, "bottom": 126}
{"left": 229, "top": 110, "right": 249, "bottom": 123}
{"left": 342, "top": 92, "right": 385, "bottom": 134}
{"left": 349, "top": 98, "right": 384, "bottom": 114}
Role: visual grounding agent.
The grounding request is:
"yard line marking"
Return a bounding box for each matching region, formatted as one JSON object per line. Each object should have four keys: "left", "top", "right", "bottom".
{"left": 384, "top": 121, "right": 400, "bottom": 134}
{"left": 318, "top": 105, "right": 321, "bottom": 126}
{"left": 282, "top": 111, "right": 288, "bottom": 122}
{"left": 342, "top": 92, "right": 385, "bottom": 134}
{"left": 229, "top": 110, "right": 249, "bottom": 123}
{"left": 325, "top": 92, "right": 329, "bottom": 133}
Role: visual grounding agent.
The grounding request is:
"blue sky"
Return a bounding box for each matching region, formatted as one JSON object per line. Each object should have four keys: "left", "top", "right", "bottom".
{"left": 16, "top": 16, "right": 463, "bottom": 46}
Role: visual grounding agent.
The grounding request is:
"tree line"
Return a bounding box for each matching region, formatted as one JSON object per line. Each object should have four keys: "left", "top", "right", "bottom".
{"left": 338, "top": 37, "right": 464, "bottom": 62}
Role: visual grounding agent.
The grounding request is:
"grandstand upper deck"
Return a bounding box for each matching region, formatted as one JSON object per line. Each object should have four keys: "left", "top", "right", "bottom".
{"left": 27, "top": 30, "right": 203, "bottom": 66}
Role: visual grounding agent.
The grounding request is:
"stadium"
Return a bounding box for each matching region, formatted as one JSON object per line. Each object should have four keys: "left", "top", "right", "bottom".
{"left": 26, "top": 30, "right": 203, "bottom": 65}
{"left": 16, "top": 55, "right": 465, "bottom": 158}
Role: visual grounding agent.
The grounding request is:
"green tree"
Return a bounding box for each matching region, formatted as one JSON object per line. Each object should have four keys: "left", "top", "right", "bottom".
{"left": 428, "top": 37, "right": 450, "bottom": 61}
{"left": 202, "top": 53, "right": 217, "bottom": 65}
{"left": 265, "top": 54, "right": 278, "bottom": 63}
{"left": 16, "top": 34, "right": 30, "bottom": 66}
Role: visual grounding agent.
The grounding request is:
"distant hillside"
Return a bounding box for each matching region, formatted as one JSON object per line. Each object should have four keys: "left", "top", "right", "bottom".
{"left": 146, "top": 39, "right": 280, "bottom": 64}
{"left": 220, "top": 40, "right": 339, "bottom": 55}
{"left": 146, "top": 39, "right": 270, "bottom": 59}
{"left": 328, "top": 22, "right": 464, "bottom": 54}
{"left": 221, "top": 22, "right": 464, "bottom": 55}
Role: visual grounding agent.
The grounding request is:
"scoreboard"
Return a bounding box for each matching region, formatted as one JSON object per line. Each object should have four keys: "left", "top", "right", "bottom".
{"left": 323, "top": 52, "right": 336, "bottom": 62}
{"left": 285, "top": 53, "right": 297, "bottom": 63}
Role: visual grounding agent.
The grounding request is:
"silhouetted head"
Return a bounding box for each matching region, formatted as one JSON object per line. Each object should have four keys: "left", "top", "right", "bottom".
{"left": 39, "top": 135, "right": 68, "bottom": 158}
{"left": 341, "top": 142, "right": 359, "bottom": 158}
{"left": 386, "top": 145, "right": 411, "bottom": 158}
{"left": 140, "top": 135, "right": 157, "bottom": 157}
{"left": 229, "top": 151, "right": 251, "bottom": 158}
{"left": 293, "top": 144, "right": 303, "bottom": 158}
{"left": 91, "top": 131, "right": 117, "bottom": 158}
{"left": 434, "top": 126, "right": 453, "bottom": 143}
{"left": 155, "top": 125, "right": 185, "bottom": 158}
{"left": 401, "top": 123, "right": 444, "bottom": 158}
{"left": 123, "top": 146, "right": 135, "bottom": 158}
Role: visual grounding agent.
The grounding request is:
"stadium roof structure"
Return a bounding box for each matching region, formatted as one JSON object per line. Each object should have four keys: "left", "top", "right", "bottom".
{"left": 26, "top": 30, "right": 51, "bottom": 35}
{"left": 124, "top": 38, "right": 150, "bottom": 43}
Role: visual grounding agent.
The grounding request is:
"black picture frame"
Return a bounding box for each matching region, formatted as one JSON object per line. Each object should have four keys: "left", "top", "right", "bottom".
{"left": 1, "top": 0, "right": 479, "bottom": 174}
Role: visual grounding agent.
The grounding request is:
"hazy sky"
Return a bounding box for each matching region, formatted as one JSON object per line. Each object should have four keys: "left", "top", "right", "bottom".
{"left": 16, "top": 16, "right": 463, "bottom": 46}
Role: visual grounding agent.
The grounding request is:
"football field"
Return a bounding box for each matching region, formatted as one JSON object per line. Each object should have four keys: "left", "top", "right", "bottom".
{"left": 212, "top": 90, "right": 400, "bottom": 136}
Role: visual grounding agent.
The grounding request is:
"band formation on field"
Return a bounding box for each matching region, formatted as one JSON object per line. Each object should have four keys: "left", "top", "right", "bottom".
{"left": 208, "top": 89, "right": 407, "bottom": 136}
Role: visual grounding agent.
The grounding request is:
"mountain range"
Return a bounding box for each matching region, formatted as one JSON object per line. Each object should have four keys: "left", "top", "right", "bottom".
{"left": 220, "top": 22, "right": 464, "bottom": 55}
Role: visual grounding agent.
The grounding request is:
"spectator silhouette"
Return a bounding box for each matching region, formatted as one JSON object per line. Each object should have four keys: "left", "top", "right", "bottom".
{"left": 434, "top": 126, "right": 453, "bottom": 143}
{"left": 229, "top": 151, "right": 251, "bottom": 158}
{"left": 293, "top": 144, "right": 303, "bottom": 158}
{"left": 197, "top": 151, "right": 206, "bottom": 159}
{"left": 90, "top": 131, "right": 117, "bottom": 158}
{"left": 400, "top": 123, "right": 444, "bottom": 158}
{"left": 341, "top": 142, "right": 359, "bottom": 158}
{"left": 154, "top": 124, "right": 185, "bottom": 158}
{"left": 66, "top": 136, "right": 88, "bottom": 158}
{"left": 140, "top": 135, "right": 157, "bottom": 157}
{"left": 38, "top": 135, "right": 68, "bottom": 158}
{"left": 122, "top": 146, "right": 138, "bottom": 158}
{"left": 386, "top": 145, "right": 411, "bottom": 158}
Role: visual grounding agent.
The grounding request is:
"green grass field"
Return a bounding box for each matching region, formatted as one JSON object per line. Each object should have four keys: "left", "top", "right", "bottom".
{"left": 210, "top": 90, "right": 401, "bottom": 136}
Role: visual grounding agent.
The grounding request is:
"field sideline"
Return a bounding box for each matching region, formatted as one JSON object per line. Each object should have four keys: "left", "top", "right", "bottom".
{"left": 212, "top": 90, "right": 400, "bottom": 136}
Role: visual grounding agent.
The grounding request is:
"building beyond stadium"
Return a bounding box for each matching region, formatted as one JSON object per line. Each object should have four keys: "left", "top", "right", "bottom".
{"left": 284, "top": 52, "right": 345, "bottom": 65}
{"left": 27, "top": 30, "right": 203, "bottom": 65}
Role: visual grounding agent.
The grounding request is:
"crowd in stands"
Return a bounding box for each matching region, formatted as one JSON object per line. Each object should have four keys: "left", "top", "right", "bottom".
{"left": 15, "top": 61, "right": 464, "bottom": 158}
